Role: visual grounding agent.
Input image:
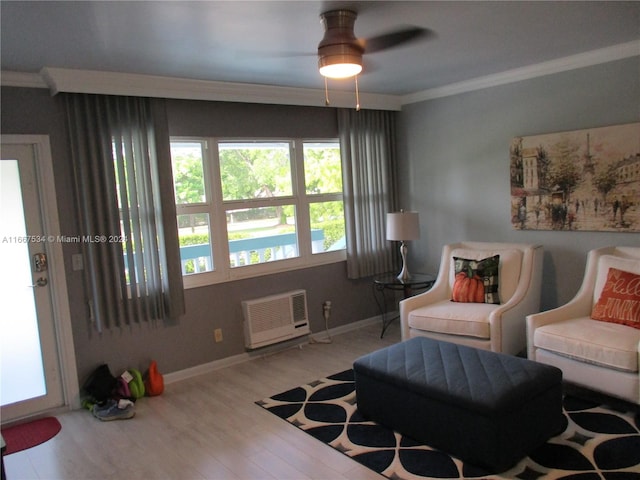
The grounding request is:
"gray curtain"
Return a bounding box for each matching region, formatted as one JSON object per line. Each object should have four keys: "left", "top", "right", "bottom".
{"left": 65, "top": 94, "right": 185, "bottom": 331}
{"left": 338, "top": 108, "right": 398, "bottom": 279}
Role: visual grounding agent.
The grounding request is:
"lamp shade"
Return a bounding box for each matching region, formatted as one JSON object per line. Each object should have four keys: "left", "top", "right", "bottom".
{"left": 386, "top": 211, "right": 420, "bottom": 241}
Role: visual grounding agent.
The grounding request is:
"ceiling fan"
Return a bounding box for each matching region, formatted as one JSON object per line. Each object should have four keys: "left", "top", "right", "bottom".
{"left": 317, "top": 9, "right": 431, "bottom": 79}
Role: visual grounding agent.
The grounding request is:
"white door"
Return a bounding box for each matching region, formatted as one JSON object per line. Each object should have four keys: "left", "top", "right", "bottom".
{"left": 1, "top": 136, "right": 78, "bottom": 423}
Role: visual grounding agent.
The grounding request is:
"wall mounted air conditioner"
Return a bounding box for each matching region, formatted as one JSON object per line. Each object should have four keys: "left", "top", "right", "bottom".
{"left": 242, "top": 289, "right": 310, "bottom": 349}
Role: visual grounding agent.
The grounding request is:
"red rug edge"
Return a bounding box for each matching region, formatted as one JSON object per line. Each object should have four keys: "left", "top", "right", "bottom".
{"left": 1, "top": 417, "right": 61, "bottom": 455}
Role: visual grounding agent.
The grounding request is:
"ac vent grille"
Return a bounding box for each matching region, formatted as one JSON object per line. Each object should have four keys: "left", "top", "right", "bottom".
{"left": 241, "top": 289, "right": 310, "bottom": 349}
{"left": 291, "top": 293, "right": 307, "bottom": 322}
{"left": 248, "top": 297, "right": 291, "bottom": 334}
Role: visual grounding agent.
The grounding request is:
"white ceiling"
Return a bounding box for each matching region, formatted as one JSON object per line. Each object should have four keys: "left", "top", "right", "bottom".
{"left": 1, "top": 1, "right": 639, "bottom": 97}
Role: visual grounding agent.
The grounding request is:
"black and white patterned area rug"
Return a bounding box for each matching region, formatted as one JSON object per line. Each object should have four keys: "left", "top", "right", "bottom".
{"left": 256, "top": 370, "right": 640, "bottom": 479}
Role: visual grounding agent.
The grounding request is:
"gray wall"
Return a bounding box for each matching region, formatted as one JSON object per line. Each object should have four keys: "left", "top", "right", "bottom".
{"left": 398, "top": 57, "right": 639, "bottom": 311}
{"left": 0, "top": 89, "right": 379, "bottom": 383}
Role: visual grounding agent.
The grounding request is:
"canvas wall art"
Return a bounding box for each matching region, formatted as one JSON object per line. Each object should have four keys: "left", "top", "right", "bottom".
{"left": 510, "top": 122, "right": 639, "bottom": 232}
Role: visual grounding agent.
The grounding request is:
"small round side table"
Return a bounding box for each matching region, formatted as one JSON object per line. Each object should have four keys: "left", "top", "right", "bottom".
{"left": 373, "top": 272, "right": 435, "bottom": 338}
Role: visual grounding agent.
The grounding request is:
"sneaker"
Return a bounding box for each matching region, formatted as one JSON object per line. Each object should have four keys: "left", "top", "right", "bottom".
{"left": 92, "top": 399, "right": 135, "bottom": 421}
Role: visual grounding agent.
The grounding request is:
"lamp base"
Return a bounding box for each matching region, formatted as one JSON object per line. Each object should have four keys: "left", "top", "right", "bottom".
{"left": 397, "top": 241, "right": 411, "bottom": 282}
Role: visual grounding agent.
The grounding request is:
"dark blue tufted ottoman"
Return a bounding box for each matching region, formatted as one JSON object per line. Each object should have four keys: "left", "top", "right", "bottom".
{"left": 353, "top": 337, "right": 564, "bottom": 472}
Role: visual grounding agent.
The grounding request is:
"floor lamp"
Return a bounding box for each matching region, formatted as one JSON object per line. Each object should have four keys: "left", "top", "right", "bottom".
{"left": 386, "top": 210, "right": 420, "bottom": 281}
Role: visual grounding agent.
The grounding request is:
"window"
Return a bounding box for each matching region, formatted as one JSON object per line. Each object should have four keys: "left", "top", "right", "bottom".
{"left": 171, "top": 138, "right": 346, "bottom": 287}
{"left": 303, "top": 142, "right": 346, "bottom": 254}
{"left": 170, "top": 141, "right": 214, "bottom": 278}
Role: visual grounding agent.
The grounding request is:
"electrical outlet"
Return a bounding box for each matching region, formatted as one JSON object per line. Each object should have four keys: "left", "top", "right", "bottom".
{"left": 214, "top": 328, "right": 223, "bottom": 343}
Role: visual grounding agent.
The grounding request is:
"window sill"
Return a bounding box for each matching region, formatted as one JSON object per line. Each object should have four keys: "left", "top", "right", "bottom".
{"left": 182, "top": 251, "right": 346, "bottom": 289}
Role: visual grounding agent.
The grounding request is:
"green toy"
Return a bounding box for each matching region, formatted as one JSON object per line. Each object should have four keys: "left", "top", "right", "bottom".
{"left": 128, "top": 368, "right": 145, "bottom": 398}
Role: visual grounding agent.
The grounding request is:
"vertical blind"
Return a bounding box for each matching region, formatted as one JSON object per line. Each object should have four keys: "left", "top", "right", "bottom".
{"left": 65, "top": 94, "right": 185, "bottom": 331}
{"left": 339, "top": 108, "right": 399, "bottom": 279}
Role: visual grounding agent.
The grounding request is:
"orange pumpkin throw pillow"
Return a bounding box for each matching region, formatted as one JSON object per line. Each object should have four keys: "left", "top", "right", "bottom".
{"left": 591, "top": 267, "right": 640, "bottom": 329}
{"left": 451, "top": 255, "right": 500, "bottom": 304}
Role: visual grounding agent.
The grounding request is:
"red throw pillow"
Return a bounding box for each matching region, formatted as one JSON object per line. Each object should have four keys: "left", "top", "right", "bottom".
{"left": 591, "top": 267, "right": 640, "bottom": 329}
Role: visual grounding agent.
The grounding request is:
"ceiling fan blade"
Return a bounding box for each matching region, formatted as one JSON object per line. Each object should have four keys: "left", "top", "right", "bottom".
{"left": 361, "top": 27, "right": 433, "bottom": 54}
{"left": 357, "top": 57, "right": 378, "bottom": 75}
{"left": 271, "top": 51, "right": 317, "bottom": 58}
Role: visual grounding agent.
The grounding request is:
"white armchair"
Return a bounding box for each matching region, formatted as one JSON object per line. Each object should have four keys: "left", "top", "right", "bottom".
{"left": 400, "top": 241, "right": 543, "bottom": 355}
{"left": 527, "top": 246, "right": 640, "bottom": 404}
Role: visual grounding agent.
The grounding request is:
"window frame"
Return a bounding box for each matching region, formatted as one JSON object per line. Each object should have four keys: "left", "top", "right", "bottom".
{"left": 171, "top": 136, "right": 346, "bottom": 288}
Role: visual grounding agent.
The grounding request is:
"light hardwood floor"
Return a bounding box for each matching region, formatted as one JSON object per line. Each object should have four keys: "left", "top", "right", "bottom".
{"left": 5, "top": 322, "right": 400, "bottom": 480}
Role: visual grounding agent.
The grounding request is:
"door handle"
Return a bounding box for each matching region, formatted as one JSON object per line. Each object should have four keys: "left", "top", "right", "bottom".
{"left": 29, "top": 277, "right": 48, "bottom": 287}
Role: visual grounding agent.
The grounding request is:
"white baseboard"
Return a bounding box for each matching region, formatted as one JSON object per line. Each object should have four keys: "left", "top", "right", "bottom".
{"left": 163, "top": 315, "right": 382, "bottom": 385}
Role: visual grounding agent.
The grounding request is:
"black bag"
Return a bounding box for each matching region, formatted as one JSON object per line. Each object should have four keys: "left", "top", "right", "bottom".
{"left": 82, "top": 364, "right": 117, "bottom": 402}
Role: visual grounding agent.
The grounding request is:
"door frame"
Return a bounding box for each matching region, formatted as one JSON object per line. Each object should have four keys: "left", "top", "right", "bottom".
{"left": 1, "top": 134, "right": 79, "bottom": 420}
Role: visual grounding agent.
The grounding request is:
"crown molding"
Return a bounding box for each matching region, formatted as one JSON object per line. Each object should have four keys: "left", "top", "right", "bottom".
{"left": 1, "top": 71, "right": 48, "bottom": 89}
{"left": 2, "top": 40, "right": 637, "bottom": 109}
{"left": 401, "top": 40, "right": 640, "bottom": 105}
{"left": 38, "top": 67, "right": 402, "bottom": 111}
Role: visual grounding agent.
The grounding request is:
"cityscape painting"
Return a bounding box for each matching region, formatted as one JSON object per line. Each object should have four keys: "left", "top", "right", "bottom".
{"left": 510, "top": 123, "right": 639, "bottom": 232}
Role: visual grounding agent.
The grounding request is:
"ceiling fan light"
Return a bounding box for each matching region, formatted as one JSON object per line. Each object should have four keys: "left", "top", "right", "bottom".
{"left": 318, "top": 51, "right": 363, "bottom": 78}
{"left": 317, "top": 10, "right": 363, "bottom": 79}
{"left": 319, "top": 62, "right": 362, "bottom": 79}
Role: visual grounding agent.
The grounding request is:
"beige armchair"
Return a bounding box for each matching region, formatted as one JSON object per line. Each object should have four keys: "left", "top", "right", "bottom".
{"left": 527, "top": 246, "right": 640, "bottom": 404}
{"left": 400, "top": 241, "right": 543, "bottom": 355}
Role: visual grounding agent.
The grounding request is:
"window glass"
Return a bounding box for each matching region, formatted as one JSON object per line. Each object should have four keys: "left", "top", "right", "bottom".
{"left": 177, "top": 213, "right": 213, "bottom": 275}
{"left": 171, "top": 142, "right": 206, "bottom": 204}
{"left": 219, "top": 142, "right": 293, "bottom": 200}
{"left": 309, "top": 201, "right": 346, "bottom": 253}
{"left": 171, "top": 141, "right": 214, "bottom": 276}
{"left": 303, "top": 142, "right": 343, "bottom": 194}
{"left": 304, "top": 142, "right": 346, "bottom": 255}
{"left": 227, "top": 206, "right": 298, "bottom": 267}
